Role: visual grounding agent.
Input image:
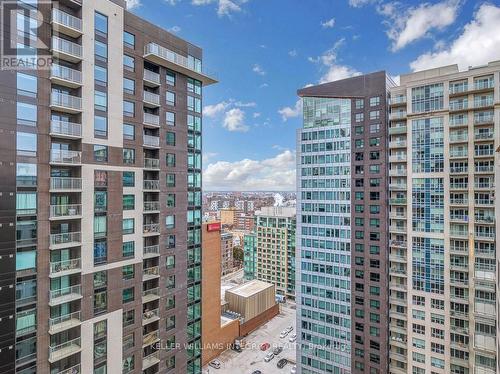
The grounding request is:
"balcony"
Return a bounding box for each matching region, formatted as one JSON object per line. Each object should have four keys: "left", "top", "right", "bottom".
{"left": 144, "top": 201, "right": 160, "bottom": 212}
{"left": 143, "top": 308, "right": 160, "bottom": 325}
{"left": 50, "top": 92, "right": 82, "bottom": 113}
{"left": 388, "top": 125, "right": 407, "bottom": 135}
{"left": 50, "top": 177, "right": 82, "bottom": 192}
{"left": 49, "top": 232, "right": 81, "bottom": 250}
{"left": 390, "top": 198, "right": 407, "bottom": 205}
{"left": 450, "top": 214, "right": 468, "bottom": 223}
{"left": 449, "top": 101, "right": 468, "bottom": 111}
{"left": 143, "top": 266, "right": 160, "bottom": 281}
{"left": 390, "top": 240, "right": 407, "bottom": 249}
{"left": 49, "top": 311, "right": 81, "bottom": 335}
{"left": 450, "top": 197, "right": 468, "bottom": 206}
{"left": 389, "top": 111, "right": 407, "bottom": 120}
{"left": 144, "top": 42, "right": 217, "bottom": 86}
{"left": 51, "top": 8, "right": 82, "bottom": 37}
{"left": 143, "top": 179, "right": 160, "bottom": 190}
{"left": 475, "top": 215, "right": 495, "bottom": 224}
{"left": 475, "top": 300, "right": 495, "bottom": 317}
{"left": 143, "top": 245, "right": 160, "bottom": 258}
{"left": 143, "top": 91, "right": 160, "bottom": 108}
{"left": 49, "top": 337, "right": 81, "bottom": 363}
{"left": 142, "top": 330, "right": 160, "bottom": 348}
{"left": 50, "top": 64, "right": 82, "bottom": 88}
{"left": 475, "top": 165, "right": 494, "bottom": 173}
{"left": 143, "top": 223, "right": 160, "bottom": 236}
{"left": 450, "top": 133, "right": 468, "bottom": 143}
{"left": 143, "top": 134, "right": 160, "bottom": 148}
{"left": 389, "top": 95, "right": 406, "bottom": 106}
{"left": 475, "top": 198, "right": 494, "bottom": 207}
{"left": 389, "top": 183, "right": 407, "bottom": 191}
{"left": 450, "top": 166, "right": 468, "bottom": 174}
{"left": 389, "top": 225, "right": 406, "bottom": 234}
{"left": 475, "top": 131, "right": 494, "bottom": 141}
{"left": 57, "top": 364, "right": 81, "bottom": 374}
{"left": 49, "top": 204, "right": 82, "bottom": 220}
{"left": 144, "top": 159, "right": 160, "bottom": 170}
{"left": 474, "top": 333, "right": 496, "bottom": 353}
{"left": 449, "top": 117, "right": 468, "bottom": 127}
{"left": 474, "top": 98, "right": 494, "bottom": 109}
{"left": 389, "top": 155, "right": 407, "bottom": 163}
{"left": 450, "top": 83, "right": 468, "bottom": 95}
{"left": 144, "top": 70, "right": 161, "bottom": 87}
{"left": 474, "top": 114, "right": 494, "bottom": 125}
{"left": 475, "top": 149, "right": 494, "bottom": 158}
{"left": 50, "top": 120, "right": 82, "bottom": 139}
{"left": 50, "top": 150, "right": 81, "bottom": 165}
{"left": 389, "top": 140, "right": 407, "bottom": 148}
{"left": 475, "top": 265, "right": 495, "bottom": 281}
{"left": 450, "top": 182, "right": 467, "bottom": 190}
{"left": 143, "top": 113, "right": 160, "bottom": 127}
{"left": 49, "top": 285, "right": 82, "bottom": 306}
{"left": 142, "top": 288, "right": 160, "bottom": 303}
{"left": 473, "top": 79, "right": 495, "bottom": 91}
{"left": 450, "top": 229, "right": 468, "bottom": 238}
{"left": 450, "top": 149, "right": 468, "bottom": 158}
{"left": 49, "top": 258, "right": 81, "bottom": 278}
{"left": 389, "top": 169, "right": 406, "bottom": 177}
{"left": 142, "top": 351, "right": 160, "bottom": 370}
{"left": 52, "top": 36, "right": 82, "bottom": 62}
{"left": 389, "top": 253, "right": 406, "bottom": 262}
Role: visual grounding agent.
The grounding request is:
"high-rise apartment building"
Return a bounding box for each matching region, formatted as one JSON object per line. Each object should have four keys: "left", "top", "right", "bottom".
{"left": 0, "top": 1, "right": 216, "bottom": 373}
{"left": 243, "top": 232, "right": 257, "bottom": 281}
{"left": 388, "top": 62, "right": 498, "bottom": 374}
{"left": 255, "top": 206, "right": 296, "bottom": 299}
{"left": 296, "top": 72, "right": 391, "bottom": 374}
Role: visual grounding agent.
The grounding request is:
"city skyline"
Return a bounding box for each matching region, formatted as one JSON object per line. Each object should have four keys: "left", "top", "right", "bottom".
{"left": 126, "top": 0, "right": 500, "bottom": 191}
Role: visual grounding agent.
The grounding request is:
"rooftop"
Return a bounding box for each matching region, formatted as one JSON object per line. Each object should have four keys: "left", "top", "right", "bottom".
{"left": 226, "top": 279, "right": 274, "bottom": 298}
{"left": 255, "top": 206, "right": 296, "bottom": 218}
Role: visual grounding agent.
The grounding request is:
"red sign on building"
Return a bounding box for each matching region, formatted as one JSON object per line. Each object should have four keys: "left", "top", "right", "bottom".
{"left": 207, "top": 222, "right": 221, "bottom": 232}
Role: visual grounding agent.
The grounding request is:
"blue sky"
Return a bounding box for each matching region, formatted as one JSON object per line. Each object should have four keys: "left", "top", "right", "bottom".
{"left": 126, "top": 0, "right": 500, "bottom": 191}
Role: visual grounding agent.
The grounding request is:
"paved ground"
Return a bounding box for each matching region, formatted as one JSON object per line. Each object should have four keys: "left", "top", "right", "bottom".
{"left": 202, "top": 301, "right": 297, "bottom": 374}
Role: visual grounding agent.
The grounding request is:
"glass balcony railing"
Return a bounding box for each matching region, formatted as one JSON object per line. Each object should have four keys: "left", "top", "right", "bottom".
{"left": 143, "top": 179, "right": 160, "bottom": 190}
{"left": 52, "top": 36, "right": 82, "bottom": 59}
{"left": 50, "top": 149, "right": 81, "bottom": 164}
{"left": 51, "top": 92, "right": 82, "bottom": 111}
{"left": 449, "top": 101, "right": 468, "bottom": 111}
{"left": 144, "top": 201, "right": 160, "bottom": 211}
{"left": 143, "top": 91, "right": 160, "bottom": 106}
{"left": 50, "top": 120, "right": 82, "bottom": 138}
{"left": 144, "top": 70, "right": 161, "bottom": 85}
{"left": 143, "top": 113, "right": 160, "bottom": 126}
{"left": 143, "top": 245, "right": 160, "bottom": 257}
{"left": 49, "top": 337, "right": 81, "bottom": 363}
{"left": 50, "top": 177, "right": 82, "bottom": 191}
{"left": 51, "top": 64, "right": 82, "bottom": 85}
{"left": 52, "top": 8, "right": 82, "bottom": 32}
{"left": 49, "top": 258, "right": 81, "bottom": 275}
{"left": 49, "top": 204, "right": 82, "bottom": 218}
{"left": 49, "top": 231, "right": 81, "bottom": 247}
{"left": 143, "top": 223, "right": 160, "bottom": 234}
{"left": 143, "top": 134, "right": 160, "bottom": 147}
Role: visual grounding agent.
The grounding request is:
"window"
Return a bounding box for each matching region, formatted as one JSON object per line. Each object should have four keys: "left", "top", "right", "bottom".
{"left": 123, "top": 124, "right": 134, "bottom": 140}
{"left": 370, "top": 123, "right": 380, "bottom": 133}
{"left": 166, "top": 91, "right": 175, "bottom": 106}
{"left": 123, "top": 195, "right": 135, "bottom": 210}
{"left": 95, "top": 65, "right": 107, "bottom": 85}
{"left": 123, "top": 78, "right": 134, "bottom": 95}
{"left": 95, "top": 91, "right": 107, "bottom": 111}
{"left": 369, "top": 110, "right": 380, "bottom": 120}
{"left": 355, "top": 113, "right": 364, "bottom": 122}
{"left": 95, "top": 40, "right": 108, "bottom": 61}
{"left": 187, "top": 78, "right": 202, "bottom": 95}
{"left": 166, "top": 153, "right": 176, "bottom": 167}
{"left": 166, "top": 71, "right": 175, "bottom": 86}
{"left": 122, "top": 265, "right": 134, "bottom": 280}
{"left": 123, "top": 218, "right": 134, "bottom": 234}
{"left": 166, "top": 255, "right": 175, "bottom": 269}
{"left": 123, "top": 31, "right": 135, "bottom": 48}
{"left": 94, "top": 191, "right": 107, "bottom": 212}
{"left": 166, "top": 315, "right": 175, "bottom": 331}
{"left": 122, "top": 241, "right": 135, "bottom": 258}
{"left": 166, "top": 194, "right": 175, "bottom": 207}
{"left": 370, "top": 96, "right": 380, "bottom": 107}
{"left": 166, "top": 174, "right": 175, "bottom": 187}
{"left": 123, "top": 148, "right": 135, "bottom": 164}
{"left": 94, "top": 215, "right": 107, "bottom": 238}
{"left": 123, "top": 171, "right": 135, "bottom": 187}
{"left": 123, "top": 100, "right": 134, "bottom": 117}
{"left": 93, "top": 240, "right": 107, "bottom": 264}
{"left": 187, "top": 96, "right": 201, "bottom": 113}
{"left": 123, "top": 55, "right": 134, "bottom": 71}
{"left": 17, "top": 132, "right": 36, "bottom": 156}
{"left": 122, "top": 310, "right": 134, "bottom": 327}
{"left": 166, "top": 132, "right": 176, "bottom": 146}
{"left": 17, "top": 73, "right": 37, "bottom": 97}
{"left": 122, "top": 287, "right": 134, "bottom": 303}
{"left": 94, "top": 115, "right": 107, "bottom": 137}
{"left": 95, "top": 12, "right": 108, "bottom": 36}
{"left": 166, "top": 215, "right": 175, "bottom": 229}
{"left": 16, "top": 249, "right": 36, "bottom": 271}
{"left": 355, "top": 99, "right": 364, "bottom": 109}
{"left": 16, "top": 163, "right": 36, "bottom": 187}
{"left": 17, "top": 102, "right": 37, "bottom": 126}
{"left": 166, "top": 111, "right": 175, "bottom": 126}
{"left": 94, "top": 145, "right": 108, "bottom": 162}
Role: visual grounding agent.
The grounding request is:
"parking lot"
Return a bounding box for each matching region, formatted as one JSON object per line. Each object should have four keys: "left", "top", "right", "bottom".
{"left": 202, "top": 301, "right": 297, "bottom": 374}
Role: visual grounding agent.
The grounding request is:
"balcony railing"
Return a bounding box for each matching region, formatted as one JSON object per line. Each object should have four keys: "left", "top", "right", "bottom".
{"left": 450, "top": 133, "right": 468, "bottom": 142}
{"left": 50, "top": 120, "right": 82, "bottom": 138}
{"left": 475, "top": 149, "right": 494, "bottom": 157}
{"left": 142, "top": 287, "right": 160, "bottom": 301}
{"left": 52, "top": 8, "right": 82, "bottom": 33}
{"left": 450, "top": 198, "right": 468, "bottom": 205}
{"left": 52, "top": 36, "right": 82, "bottom": 59}
{"left": 474, "top": 114, "right": 494, "bottom": 125}
{"left": 142, "top": 351, "right": 160, "bottom": 369}
{"left": 390, "top": 95, "right": 407, "bottom": 105}
{"left": 50, "top": 177, "right": 82, "bottom": 191}
{"left": 49, "top": 311, "right": 81, "bottom": 333}
{"left": 49, "top": 337, "right": 81, "bottom": 363}
{"left": 450, "top": 83, "right": 468, "bottom": 94}
{"left": 449, "top": 101, "right": 468, "bottom": 111}
{"left": 474, "top": 98, "right": 494, "bottom": 108}
{"left": 144, "top": 159, "right": 160, "bottom": 169}
{"left": 51, "top": 64, "right": 82, "bottom": 85}
{"left": 450, "top": 166, "right": 468, "bottom": 173}
{"left": 475, "top": 199, "right": 494, "bottom": 206}
{"left": 143, "top": 179, "right": 160, "bottom": 190}
{"left": 50, "top": 232, "right": 81, "bottom": 248}
{"left": 142, "top": 330, "right": 160, "bottom": 347}
{"left": 449, "top": 117, "right": 468, "bottom": 126}
{"left": 390, "top": 111, "right": 407, "bottom": 120}
{"left": 143, "top": 223, "right": 160, "bottom": 234}
{"left": 49, "top": 258, "right": 81, "bottom": 275}
{"left": 50, "top": 150, "right": 81, "bottom": 164}
{"left": 144, "top": 70, "right": 161, "bottom": 85}
{"left": 57, "top": 364, "right": 81, "bottom": 374}
{"left": 143, "top": 113, "right": 160, "bottom": 126}
{"left": 143, "top": 135, "right": 160, "bottom": 147}
{"left": 450, "top": 149, "right": 468, "bottom": 158}
{"left": 49, "top": 285, "right": 81, "bottom": 305}
{"left": 389, "top": 140, "right": 406, "bottom": 148}
{"left": 144, "top": 245, "right": 160, "bottom": 257}
{"left": 144, "top": 201, "right": 160, "bottom": 211}
{"left": 390, "top": 198, "right": 407, "bottom": 205}
{"left": 143, "top": 91, "right": 160, "bottom": 106}
{"left": 49, "top": 204, "right": 82, "bottom": 218}
{"left": 143, "top": 266, "right": 160, "bottom": 280}
{"left": 475, "top": 165, "right": 494, "bottom": 173}
{"left": 51, "top": 92, "right": 82, "bottom": 111}
{"left": 474, "top": 80, "right": 494, "bottom": 90}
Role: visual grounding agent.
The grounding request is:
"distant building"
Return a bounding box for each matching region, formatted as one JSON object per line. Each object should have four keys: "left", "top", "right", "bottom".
{"left": 222, "top": 200, "right": 230, "bottom": 209}
{"left": 210, "top": 200, "right": 219, "bottom": 211}
{"left": 235, "top": 200, "right": 245, "bottom": 211}
{"left": 220, "top": 208, "right": 240, "bottom": 226}
{"left": 247, "top": 200, "right": 255, "bottom": 212}
{"left": 221, "top": 232, "right": 234, "bottom": 275}
{"left": 243, "top": 232, "right": 257, "bottom": 280}
{"left": 255, "top": 206, "right": 296, "bottom": 298}
{"left": 236, "top": 213, "right": 255, "bottom": 231}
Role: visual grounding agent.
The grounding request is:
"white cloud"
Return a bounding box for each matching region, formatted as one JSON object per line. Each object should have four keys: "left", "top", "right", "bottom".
{"left": 164, "top": 0, "right": 181, "bottom": 5}
{"left": 321, "top": 18, "right": 336, "bottom": 28}
{"left": 252, "top": 64, "right": 266, "bottom": 75}
{"left": 234, "top": 101, "right": 257, "bottom": 107}
{"left": 223, "top": 108, "right": 249, "bottom": 132}
{"left": 125, "top": 0, "right": 142, "bottom": 10}
{"left": 203, "top": 150, "right": 296, "bottom": 191}
{"left": 278, "top": 99, "right": 302, "bottom": 121}
{"left": 410, "top": 3, "right": 500, "bottom": 71}
{"left": 168, "top": 25, "right": 181, "bottom": 33}
{"left": 203, "top": 101, "right": 229, "bottom": 117}
{"left": 309, "top": 38, "right": 361, "bottom": 84}
{"left": 202, "top": 152, "right": 218, "bottom": 163}
{"left": 259, "top": 83, "right": 269, "bottom": 88}
{"left": 218, "top": 0, "right": 241, "bottom": 16}
{"left": 288, "top": 49, "right": 298, "bottom": 57}
{"left": 192, "top": 0, "right": 214, "bottom": 4}
{"left": 380, "top": 0, "right": 461, "bottom": 51}
{"left": 349, "top": 0, "right": 375, "bottom": 7}
{"left": 253, "top": 112, "right": 261, "bottom": 118}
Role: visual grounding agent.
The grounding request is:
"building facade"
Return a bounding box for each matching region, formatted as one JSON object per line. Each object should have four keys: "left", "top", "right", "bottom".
{"left": 243, "top": 232, "right": 257, "bottom": 281}
{"left": 388, "top": 62, "right": 498, "bottom": 374}
{"left": 0, "top": 1, "right": 216, "bottom": 373}
{"left": 220, "top": 232, "right": 234, "bottom": 275}
{"left": 296, "top": 72, "right": 391, "bottom": 374}
{"left": 255, "top": 206, "right": 296, "bottom": 299}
